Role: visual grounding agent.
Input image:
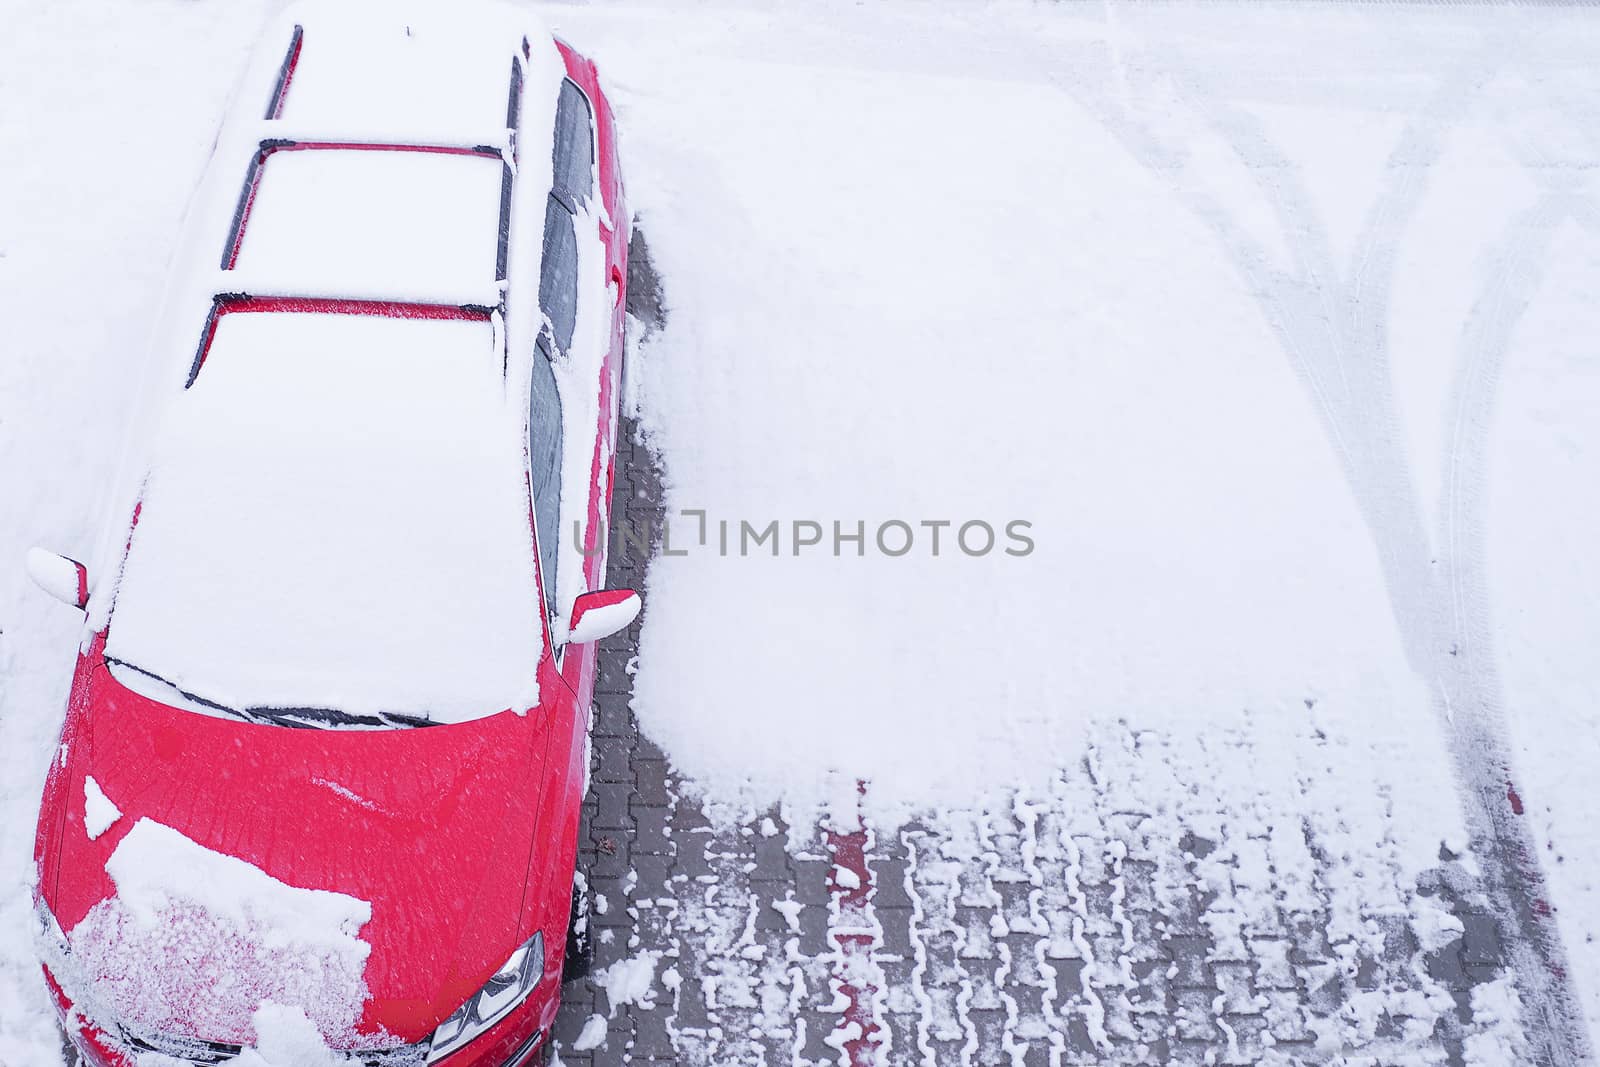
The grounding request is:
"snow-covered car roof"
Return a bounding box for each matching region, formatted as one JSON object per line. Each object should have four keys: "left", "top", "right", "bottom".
{"left": 229, "top": 149, "right": 507, "bottom": 302}
{"left": 105, "top": 311, "right": 544, "bottom": 724}
{"left": 213, "top": 0, "right": 550, "bottom": 307}
{"left": 277, "top": 0, "right": 530, "bottom": 133}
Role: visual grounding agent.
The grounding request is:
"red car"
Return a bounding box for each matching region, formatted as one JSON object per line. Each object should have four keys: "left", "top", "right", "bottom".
{"left": 27, "top": 4, "right": 633, "bottom": 1064}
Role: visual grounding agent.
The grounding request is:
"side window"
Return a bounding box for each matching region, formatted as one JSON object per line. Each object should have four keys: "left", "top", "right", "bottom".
{"left": 530, "top": 80, "right": 593, "bottom": 626}
{"left": 529, "top": 350, "right": 563, "bottom": 618}
{"left": 538, "top": 198, "right": 579, "bottom": 358}
{"left": 552, "top": 79, "right": 594, "bottom": 209}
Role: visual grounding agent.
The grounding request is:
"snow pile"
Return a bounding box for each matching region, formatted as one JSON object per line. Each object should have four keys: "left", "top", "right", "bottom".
{"left": 229, "top": 1004, "right": 351, "bottom": 1067}
{"left": 64, "top": 819, "right": 374, "bottom": 1046}
{"left": 1463, "top": 979, "right": 1529, "bottom": 1067}
{"left": 105, "top": 312, "right": 542, "bottom": 722}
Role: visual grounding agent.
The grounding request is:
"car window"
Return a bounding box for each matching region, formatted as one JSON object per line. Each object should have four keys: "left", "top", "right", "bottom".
{"left": 529, "top": 342, "right": 563, "bottom": 617}
{"left": 552, "top": 79, "right": 594, "bottom": 209}
{"left": 539, "top": 196, "right": 579, "bottom": 357}
{"left": 530, "top": 79, "right": 596, "bottom": 634}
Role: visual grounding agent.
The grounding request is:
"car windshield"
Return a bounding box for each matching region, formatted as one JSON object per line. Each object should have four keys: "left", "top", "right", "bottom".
{"left": 105, "top": 311, "right": 546, "bottom": 728}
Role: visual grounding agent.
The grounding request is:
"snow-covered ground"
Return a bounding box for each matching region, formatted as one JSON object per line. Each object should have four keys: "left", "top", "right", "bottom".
{"left": 2, "top": 1, "right": 1598, "bottom": 1064}
{"left": 565, "top": 1, "right": 1600, "bottom": 1052}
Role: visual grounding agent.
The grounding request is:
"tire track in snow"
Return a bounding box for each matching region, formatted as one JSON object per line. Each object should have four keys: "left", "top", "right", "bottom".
{"left": 1431, "top": 153, "right": 1600, "bottom": 1063}
{"left": 1030, "top": 24, "right": 1594, "bottom": 1062}
{"left": 1351, "top": 55, "right": 1597, "bottom": 1062}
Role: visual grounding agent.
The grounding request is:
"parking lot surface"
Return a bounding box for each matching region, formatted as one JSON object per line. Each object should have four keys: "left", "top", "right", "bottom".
{"left": 551, "top": 418, "right": 1535, "bottom": 1067}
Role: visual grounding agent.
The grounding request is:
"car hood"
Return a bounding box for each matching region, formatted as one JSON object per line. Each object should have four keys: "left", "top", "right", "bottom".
{"left": 40, "top": 643, "right": 557, "bottom": 1048}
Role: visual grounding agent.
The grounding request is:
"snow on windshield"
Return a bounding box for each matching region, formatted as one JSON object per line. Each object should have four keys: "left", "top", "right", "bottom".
{"left": 105, "top": 310, "right": 543, "bottom": 723}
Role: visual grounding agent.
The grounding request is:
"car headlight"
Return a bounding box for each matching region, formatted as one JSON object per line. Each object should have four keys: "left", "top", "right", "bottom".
{"left": 427, "top": 931, "right": 544, "bottom": 1063}
{"left": 34, "top": 897, "right": 71, "bottom": 975}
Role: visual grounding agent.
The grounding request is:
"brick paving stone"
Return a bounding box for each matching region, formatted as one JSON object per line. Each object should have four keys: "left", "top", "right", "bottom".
{"left": 629, "top": 803, "right": 672, "bottom": 856}
{"left": 630, "top": 758, "right": 671, "bottom": 807}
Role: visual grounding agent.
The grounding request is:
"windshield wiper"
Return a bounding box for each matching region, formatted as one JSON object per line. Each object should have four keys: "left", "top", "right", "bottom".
{"left": 106, "top": 657, "right": 278, "bottom": 726}
{"left": 243, "top": 705, "right": 434, "bottom": 730}
{"left": 105, "top": 657, "right": 432, "bottom": 729}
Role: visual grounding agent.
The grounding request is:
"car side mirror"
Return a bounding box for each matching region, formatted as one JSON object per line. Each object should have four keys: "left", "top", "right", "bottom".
{"left": 27, "top": 548, "right": 89, "bottom": 610}
{"left": 567, "top": 589, "right": 642, "bottom": 645}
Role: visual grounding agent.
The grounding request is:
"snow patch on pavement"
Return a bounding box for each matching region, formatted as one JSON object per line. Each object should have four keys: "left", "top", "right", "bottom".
{"left": 599, "top": 950, "right": 661, "bottom": 1016}
{"left": 570, "top": 1013, "right": 608, "bottom": 1051}
{"left": 1464, "top": 978, "right": 1528, "bottom": 1067}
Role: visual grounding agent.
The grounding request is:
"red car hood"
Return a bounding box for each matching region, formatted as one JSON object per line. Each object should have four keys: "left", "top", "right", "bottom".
{"left": 39, "top": 642, "right": 556, "bottom": 1048}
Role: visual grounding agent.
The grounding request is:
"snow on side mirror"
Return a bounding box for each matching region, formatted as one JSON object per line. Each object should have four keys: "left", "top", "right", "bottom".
{"left": 27, "top": 548, "right": 89, "bottom": 610}
{"left": 567, "top": 589, "right": 642, "bottom": 645}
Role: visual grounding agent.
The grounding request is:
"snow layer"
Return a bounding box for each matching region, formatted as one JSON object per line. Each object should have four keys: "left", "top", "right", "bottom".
{"left": 278, "top": 0, "right": 533, "bottom": 131}
{"left": 547, "top": 0, "right": 1600, "bottom": 1036}
{"left": 1481, "top": 207, "right": 1600, "bottom": 1030}
{"left": 81, "top": 777, "right": 120, "bottom": 841}
{"left": 232, "top": 149, "right": 505, "bottom": 297}
{"left": 130, "top": 1005, "right": 349, "bottom": 1067}
{"left": 105, "top": 312, "right": 542, "bottom": 721}
{"left": 4, "top": 0, "right": 1600, "bottom": 1061}
{"left": 572, "top": 5, "right": 1445, "bottom": 820}
{"left": 62, "top": 819, "right": 373, "bottom": 1046}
